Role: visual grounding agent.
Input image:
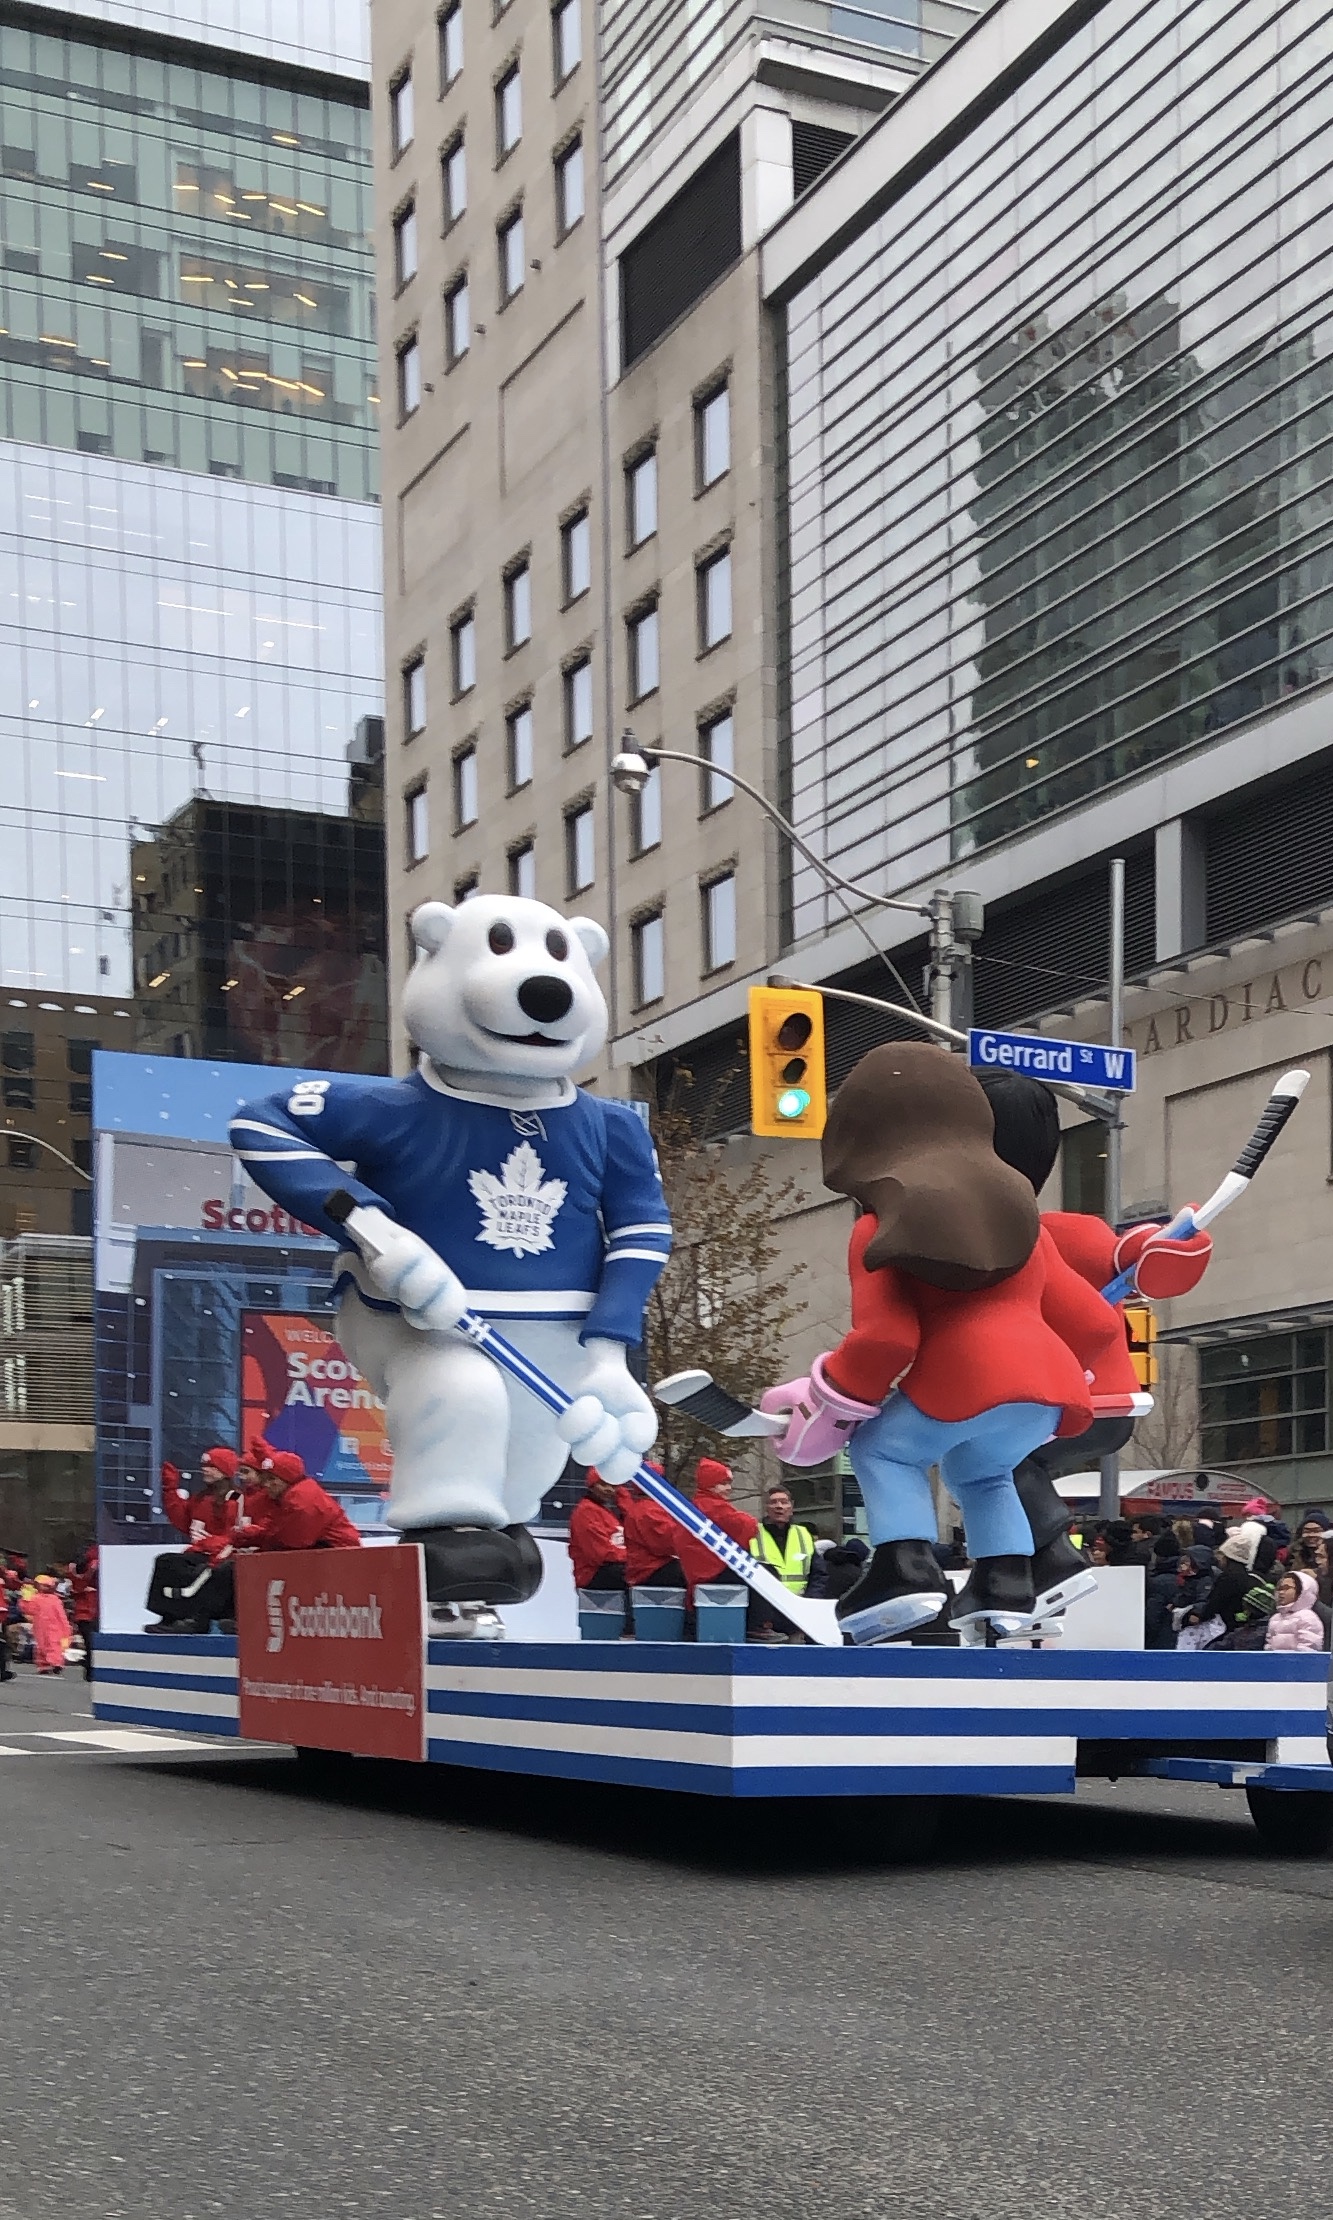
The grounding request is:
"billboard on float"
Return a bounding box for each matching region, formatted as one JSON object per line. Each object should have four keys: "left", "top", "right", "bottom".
{"left": 92, "top": 1050, "right": 390, "bottom": 1548}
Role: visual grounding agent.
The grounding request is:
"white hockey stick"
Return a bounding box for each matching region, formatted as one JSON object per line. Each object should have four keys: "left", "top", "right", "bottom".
{"left": 324, "top": 1193, "right": 840, "bottom": 1647}
{"left": 653, "top": 1369, "right": 788, "bottom": 1439}
{"left": 1101, "top": 1068, "right": 1310, "bottom": 1305}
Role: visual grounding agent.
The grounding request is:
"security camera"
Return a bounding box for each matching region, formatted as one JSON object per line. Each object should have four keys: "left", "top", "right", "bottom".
{"left": 611, "top": 748, "right": 654, "bottom": 796}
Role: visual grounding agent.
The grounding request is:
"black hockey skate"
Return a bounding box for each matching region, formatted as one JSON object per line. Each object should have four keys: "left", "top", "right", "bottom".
{"left": 836, "top": 1539, "right": 948, "bottom": 1645}
{"left": 948, "top": 1554, "right": 1036, "bottom": 1633}
{"left": 405, "top": 1524, "right": 544, "bottom": 1638}
{"left": 1029, "top": 1532, "right": 1097, "bottom": 1619}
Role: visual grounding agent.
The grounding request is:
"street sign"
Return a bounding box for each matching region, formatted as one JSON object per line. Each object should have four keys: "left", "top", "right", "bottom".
{"left": 967, "top": 1027, "right": 1136, "bottom": 1093}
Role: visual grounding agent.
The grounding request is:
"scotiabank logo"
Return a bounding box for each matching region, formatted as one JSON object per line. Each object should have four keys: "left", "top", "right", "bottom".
{"left": 284, "top": 1590, "right": 384, "bottom": 1642}
{"left": 202, "top": 1200, "right": 321, "bottom": 1237}
{"left": 266, "top": 1579, "right": 285, "bottom": 1653}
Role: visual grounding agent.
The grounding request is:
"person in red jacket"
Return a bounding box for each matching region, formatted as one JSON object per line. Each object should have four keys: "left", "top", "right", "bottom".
{"left": 160, "top": 1449, "right": 246, "bottom": 1544}
{"left": 763, "top": 1047, "right": 1133, "bottom": 1640}
{"left": 622, "top": 1478, "right": 686, "bottom": 1590}
{"left": 233, "top": 1448, "right": 363, "bottom": 1554}
{"left": 68, "top": 1546, "right": 98, "bottom": 1683}
{"left": 673, "top": 1457, "right": 760, "bottom": 1600}
{"left": 568, "top": 1472, "right": 628, "bottom": 1591}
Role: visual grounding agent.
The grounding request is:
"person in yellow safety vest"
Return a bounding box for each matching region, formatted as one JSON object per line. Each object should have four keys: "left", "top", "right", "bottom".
{"left": 749, "top": 1484, "right": 818, "bottom": 1594}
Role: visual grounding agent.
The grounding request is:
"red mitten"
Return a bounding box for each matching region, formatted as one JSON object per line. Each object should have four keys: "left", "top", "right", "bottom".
{"left": 161, "top": 1460, "right": 183, "bottom": 1494}
{"left": 191, "top": 1531, "right": 233, "bottom": 1563}
{"left": 1113, "top": 1217, "right": 1212, "bottom": 1298}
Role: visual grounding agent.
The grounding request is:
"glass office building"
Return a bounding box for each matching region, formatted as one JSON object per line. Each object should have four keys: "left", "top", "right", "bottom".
{"left": 783, "top": 0, "right": 1333, "bottom": 940}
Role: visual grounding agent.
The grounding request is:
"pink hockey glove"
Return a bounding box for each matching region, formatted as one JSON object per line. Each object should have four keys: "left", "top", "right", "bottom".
{"left": 760, "top": 1354, "right": 880, "bottom": 1467}
{"left": 1113, "top": 1217, "right": 1212, "bottom": 1299}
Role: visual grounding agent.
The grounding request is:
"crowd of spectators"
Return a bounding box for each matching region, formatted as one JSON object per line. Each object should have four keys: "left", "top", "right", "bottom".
{"left": 1, "top": 1548, "right": 98, "bottom": 1680}
{"left": 1070, "top": 1498, "right": 1333, "bottom": 1652}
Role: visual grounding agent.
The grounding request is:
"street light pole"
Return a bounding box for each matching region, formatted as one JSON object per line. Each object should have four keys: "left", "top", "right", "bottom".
{"left": 1098, "top": 855, "right": 1126, "bottom": 1524}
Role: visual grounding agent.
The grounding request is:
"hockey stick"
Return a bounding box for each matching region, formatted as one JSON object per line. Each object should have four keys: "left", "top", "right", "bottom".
{"left": 324, "top": 1192, "right": 840, "bottom": 1647}
{"left": 653, "top": 1369, "right": 788, "bottom": 1439}
{"left": 1100, "top": 1067, "right": 1310, "bottom": 1306}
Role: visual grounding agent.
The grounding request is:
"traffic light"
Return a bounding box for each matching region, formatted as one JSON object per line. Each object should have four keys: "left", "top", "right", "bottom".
{"left": 1124, "top": 1304, "right": 1158, "bottom": 1389}
{"left": 748, "top": 986, "right": 827, "bottom": 1138}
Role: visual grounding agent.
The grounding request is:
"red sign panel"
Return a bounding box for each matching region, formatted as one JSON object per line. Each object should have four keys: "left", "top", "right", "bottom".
{"left": 235, "top": 1547, "right": 425, "bottom": 1761}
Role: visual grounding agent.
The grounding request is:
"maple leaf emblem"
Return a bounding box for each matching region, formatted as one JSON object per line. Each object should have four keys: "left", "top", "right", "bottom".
{"left": 468, "top": 1140, "right": 568, "bottom": 1258}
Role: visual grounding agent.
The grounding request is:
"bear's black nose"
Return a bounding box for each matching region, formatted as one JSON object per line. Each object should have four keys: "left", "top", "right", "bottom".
{"left": 517, "top": 974, "right": 574, "bottom": 1025}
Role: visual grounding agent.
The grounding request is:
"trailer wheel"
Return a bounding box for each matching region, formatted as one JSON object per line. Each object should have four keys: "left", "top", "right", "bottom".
{"left": 1245, "top": 1784, "right": 1333, "bottom": 1857}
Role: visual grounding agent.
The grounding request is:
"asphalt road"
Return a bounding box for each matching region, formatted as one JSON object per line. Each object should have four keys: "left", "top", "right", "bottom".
{"left": 3, "top": 1665, "right": 1332, "bottom": 2220}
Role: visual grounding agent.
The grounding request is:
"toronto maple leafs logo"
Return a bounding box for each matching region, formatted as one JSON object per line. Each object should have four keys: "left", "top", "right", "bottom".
{"left": 469, "top": 1141, "right": 567, "bottom": 1258}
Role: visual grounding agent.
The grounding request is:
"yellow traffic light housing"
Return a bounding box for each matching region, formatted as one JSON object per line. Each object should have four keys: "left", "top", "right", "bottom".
{"left": 748, "top": 985, "right": 827, "bottom": 1138}
{"left": 1124, "top": 1304, "right": 1158, "bottom": 1389}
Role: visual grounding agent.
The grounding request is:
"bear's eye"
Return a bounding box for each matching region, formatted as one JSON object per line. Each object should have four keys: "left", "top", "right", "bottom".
{"left": 488, "top": 921, "right": 515, "bottom": 954}
{"left": 545, "top": 928, "right": 569, "bottom": 961}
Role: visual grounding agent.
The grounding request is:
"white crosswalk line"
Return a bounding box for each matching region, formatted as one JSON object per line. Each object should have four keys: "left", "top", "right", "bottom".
{"left": 39, "top": 1727, "right": 221, "bottom": 1754}
{"left": 0, "top": 1744, "right": 32, "bottom": 1756}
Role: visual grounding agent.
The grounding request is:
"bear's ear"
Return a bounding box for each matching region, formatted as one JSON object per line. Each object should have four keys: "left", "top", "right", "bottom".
{"left": 568, "top": 915, "right": 609, "bottom": 969}
{"left": 410, "top": 902, "right": 455, "bottom": 957}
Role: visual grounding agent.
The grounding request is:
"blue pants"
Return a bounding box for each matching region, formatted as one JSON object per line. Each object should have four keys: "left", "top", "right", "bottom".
{"left": 849, "top": 1394, "right": 1060, "bottom": 1560}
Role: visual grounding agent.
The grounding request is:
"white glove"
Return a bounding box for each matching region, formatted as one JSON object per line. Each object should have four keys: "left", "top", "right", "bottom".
{"left": 555, "top": 1339, "right": 657, "bottom": 1485}
{"left": 355, "top": 1211, "right": 468, "bottom": 1336}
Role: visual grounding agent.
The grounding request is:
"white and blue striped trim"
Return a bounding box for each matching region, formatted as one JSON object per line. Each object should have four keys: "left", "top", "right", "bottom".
{"left": 606, "top": 1224, "right": 672, "bottom": 1239}
{"left": 234, "top": 1148, "right": 327, "bottom": 1162}
{"left": 93, "top": 1635, "right": 239, "bottom": 1738}
{"left": 230, "top": 1119, "right": 307, "bottom": 1142}
{"left": 603, "top": 1248, "right": 672, "bottom": 1266}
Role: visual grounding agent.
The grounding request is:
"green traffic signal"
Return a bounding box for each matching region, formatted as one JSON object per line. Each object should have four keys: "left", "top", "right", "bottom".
{"left": 776, "top": 1087, "right": 812, "bottom": 1120}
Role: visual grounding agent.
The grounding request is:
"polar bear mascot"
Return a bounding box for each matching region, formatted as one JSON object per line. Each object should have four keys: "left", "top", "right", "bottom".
{"left": 230, "top": 895, "right": 670, "bottom": 1621}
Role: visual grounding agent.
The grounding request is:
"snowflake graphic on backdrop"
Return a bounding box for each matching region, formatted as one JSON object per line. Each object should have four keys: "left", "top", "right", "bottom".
{"left": 469, "top": 1141, "right": 568, "bottom": 1258}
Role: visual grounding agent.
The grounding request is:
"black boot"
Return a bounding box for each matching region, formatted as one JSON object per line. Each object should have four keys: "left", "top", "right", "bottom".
{"left": 1029, "top": 1532, "right": 1096, "bottom": 1617}
{"left": 836, "top": 1539, "right": 947, "bottom": 1645}
{"left": 948, "top": 1555, "right": 1036, "bottom": 1630}
{"left": 405, "top": 1524, "right": 544, "bottom": 1607}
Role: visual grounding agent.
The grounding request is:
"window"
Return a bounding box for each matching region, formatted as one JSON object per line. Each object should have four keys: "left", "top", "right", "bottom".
{"left": 698, "top": 548, "right": 732, "bottom": 649}
{"left": 394, "top": 203, "right": 418, "bottom": 286}
{"left": 454, "top": 872, "right": 479, "bottom": 903}
{"left": 553, "top": 0, "right": 581, "bottom": 81}
{"left": 566, "top": 802, "right": 595, "bottom": 893}
{"left": 391, "top": 72, "right": 414, "bottom": 156}
{"left": 632, "top": 911, "right": 665, "bottom": 1005}
{"left": 69, "top": 1078, "right": 92, "bottom": 1115}
{"left": 1201, "top": 1331, "right": 1329, "bottom": 1465}
{"left": 440, "top": 3, "right": 463, "bottom": 85}
{"left": 445, "top": 275, "right": 470, "bottom": 363}
{"left": 509, "top": 842, "right": 536, "bottom": 899}
{"left": 555, "top": 137, "right": 584, "bottom": 233}
{"left": 496, "top": 66, "right": 522, "bottom": 158}
{"left": 397, "top": 335, "right": 421, "bottom": 416}
{"left": 504, "top": 560, "right": 531, "bottom": 648}
{"left": 507, "top": 702, "right": 534, "bottom": 788}
{"left": 8, "top": 1137, "right": 35, "bottom": 1171}
{"left": 627, "top": 449, "right": 657, "bottom": 547}
{"left": 499, "top": 209, "right": 525, "bottom": 302}
{"left": 564, "top": 656, "right": 593, "bottom": 748}
{"left": 2, "top": 1030, "right": 34, "bottom": 1072}
{"left": 407, "top": 785, "right": 429, "bottom": 864}
{"left": 451, "top": 610, "right": 476, "bottom": 694}
{"left": 627, "top": 602, "right": 659, "bottom": 702}
{"left": 697, "top": 383, "right": 730, "bottom": 487}
{"left": 3, "top": 1075, "right": 34, "bottom": 1110}
{"left": 404, "top": 657, "right": 427, "bottom": 736}
{"left": 620, "top": 135, "right": 742, "bottom": 369}
{"left": 562, "top": 509, "right": 590, "bottom": 602}
{"left": 703, "top": 871, "right": 736, "bottom": 970}
{"left": 453, "top": 745, "right": 478, "bottom": 829}
{"left": 701, "top": 709, "right": 733, "bottom": 808}
{"left": 632, "top": 765, "right": 661, "bottom": 853}
{"left": 443, "top": 135, "right": 467, "bottom": 224}
{"left": 1061, "top": 1122, "right": 1106, "bottom": 1215}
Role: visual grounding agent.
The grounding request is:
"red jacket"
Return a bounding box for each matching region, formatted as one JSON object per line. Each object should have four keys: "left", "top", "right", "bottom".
{"left": 824, "top": 1214, "right": 1125, "bottom": 1436}
{"left": 675, "top": 1489, "right": 759, "bottom": 1597}
{"left": 622, "top": 1488, "right": 682, "bottom": 1585}
{"left": 568, "top": 1493, "right": 627, "bottom": 1588}
{"left": 244, "top": 1477, "right": 362, "bottom": 1553}
{"left": 162, "top": 1478, "right": 246, "bottom": 1545}
{"left": 69, "top": 1560, "right": 98, "bottom": 1627}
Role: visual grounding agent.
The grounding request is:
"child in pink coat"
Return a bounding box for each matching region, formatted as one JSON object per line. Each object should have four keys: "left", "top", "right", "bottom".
{"left": 22, "top": 1576, "right": 71, "bottom": 1672}
{"left": 1264, "top": 1570, "right": 1328, "bottom": 1654}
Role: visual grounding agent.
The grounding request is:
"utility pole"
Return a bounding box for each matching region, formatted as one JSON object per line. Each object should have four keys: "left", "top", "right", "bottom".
{"left": 926, "top": 887, "right": 985, "bottom": 1034}
{"left": 1098, "top": 856, "right": 1126, "bottom": 1524}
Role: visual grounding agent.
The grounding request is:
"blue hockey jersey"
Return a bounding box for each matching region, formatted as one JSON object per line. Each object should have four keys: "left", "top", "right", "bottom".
{"left": 230, "top": 1068, "right": 671, "bottom": 1344}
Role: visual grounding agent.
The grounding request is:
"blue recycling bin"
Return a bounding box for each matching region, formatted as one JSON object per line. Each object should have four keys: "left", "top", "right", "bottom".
{"left": 694, "top": 1583, "right": 749, "bottom": 1643}
{"left": 577, "top": 1588, "right": 627, "bottom": 1641}
{"left": 630, "top": 1584, "right": 687, "bottom": 1642}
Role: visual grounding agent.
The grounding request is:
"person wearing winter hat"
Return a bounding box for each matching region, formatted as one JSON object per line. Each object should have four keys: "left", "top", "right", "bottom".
{"left": 159, "top": 1448, "right": 245, "bottom": 1545}
{"left": 145, "top": 1447, "right": 248, "bottom": 1633}
{"left": 568, "top": 1471, "right": 629, "bottom": 1592}
{"left": 243, "top": 1447, "right": 362, "bottom": 1552}
{"left": 673, "top": 1458, "right": 759, "bottom": 1600}
{"left": 23, "top": 1574, "right": 71, "bottom": 1672}
{"left": 1143, "top": 1530, "right": 1183, "bottom": 1649}
{"left": 1203, "top": 1518, "right": 1279, "bottom": 1641}
{"left": 1264, "top": 1570, "right": 1328, "bottom": 1653}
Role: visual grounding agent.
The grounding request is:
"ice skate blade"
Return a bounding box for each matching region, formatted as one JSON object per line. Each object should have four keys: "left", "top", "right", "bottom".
{"left": 949, "top": 1607, "right": 1029, "bottom": 1634}
{"left": 1032, "top": 1567, "right": 1098, "bottom": 1617}
{"left": 428, "top": 1601, "right": 505, "bottom": 1640}
{"left": 839, "top": 1590, "right": 947, "bottom": 1645}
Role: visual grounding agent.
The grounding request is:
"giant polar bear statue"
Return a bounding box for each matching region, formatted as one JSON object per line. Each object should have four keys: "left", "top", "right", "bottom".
{"left": 230, "top": 895, "right": 671, "bottom": 1616}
